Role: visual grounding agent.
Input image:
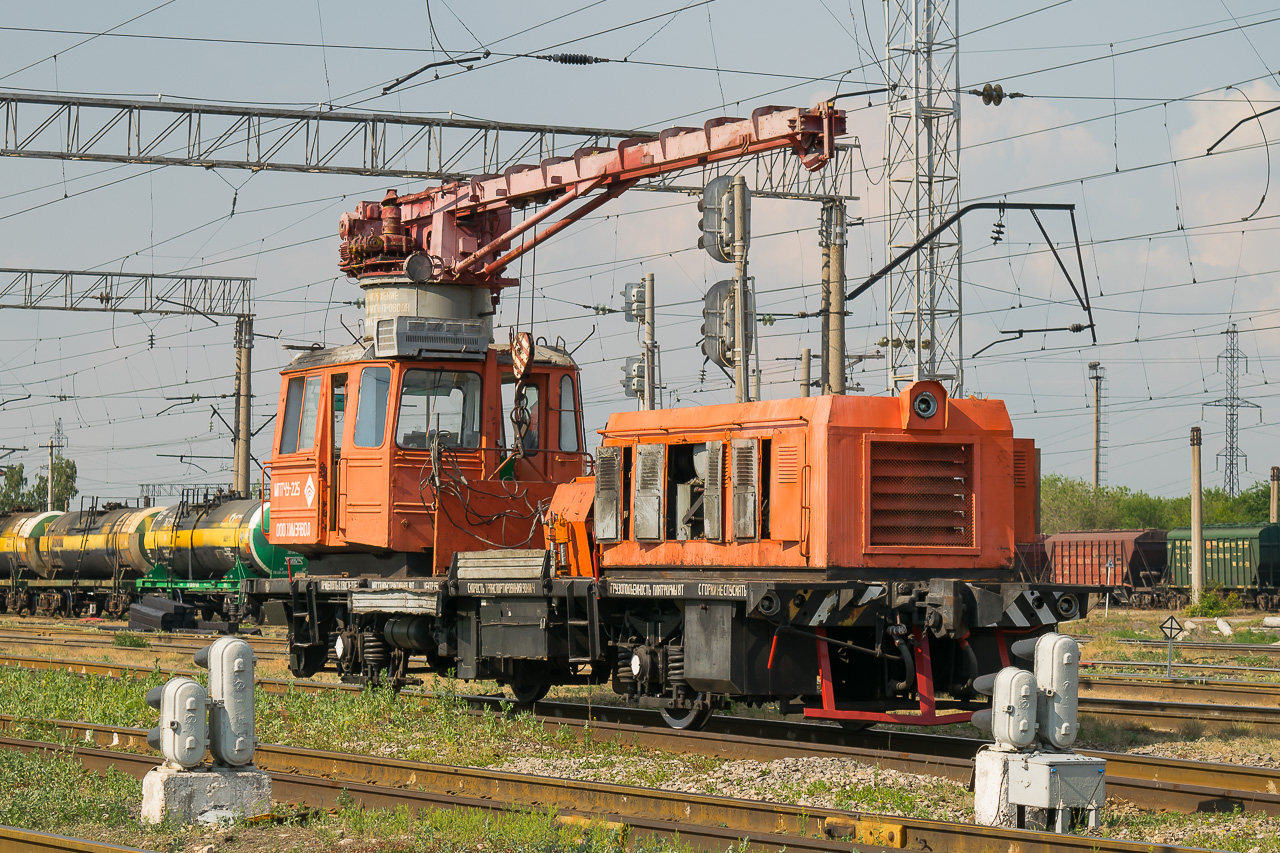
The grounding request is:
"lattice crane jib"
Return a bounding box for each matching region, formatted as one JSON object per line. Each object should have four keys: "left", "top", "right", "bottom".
{"left": 884, "top": 0, "right": 962, "bottom": 393}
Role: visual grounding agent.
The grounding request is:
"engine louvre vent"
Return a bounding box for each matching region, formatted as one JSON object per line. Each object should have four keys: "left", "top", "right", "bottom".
{"left": 868, "top": 441, "right": 974, "bottom": 547}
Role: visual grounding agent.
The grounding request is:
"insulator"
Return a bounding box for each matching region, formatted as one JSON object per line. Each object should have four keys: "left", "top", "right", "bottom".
{"left": 541, "top": 53, "right": 607, "bottom": 65}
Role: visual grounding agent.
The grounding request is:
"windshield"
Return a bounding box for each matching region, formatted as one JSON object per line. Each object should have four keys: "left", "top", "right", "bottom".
{"left": 395, "top": 369, "right": 482, "bottom": 449}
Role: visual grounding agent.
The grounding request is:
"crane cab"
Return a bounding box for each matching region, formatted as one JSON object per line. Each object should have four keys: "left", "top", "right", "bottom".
{"left": 268, "top": 340, "right": 588, "bottom": 576}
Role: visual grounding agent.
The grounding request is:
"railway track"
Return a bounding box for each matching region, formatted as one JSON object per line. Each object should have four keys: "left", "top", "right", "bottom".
{"left": 0, "top": 628, "right": 288, "bottom": 660}
{"left": 0, "top": 723, "right": 1232, "bottom": 853}
{"left": 1, "top": 653, "right": 1278, "bottom": 816}
{"left": 1118, "top": 638, "right": 1280, "bottom": 658}
{"left": 0, "top": 826, "right": 153, "bottom": 853}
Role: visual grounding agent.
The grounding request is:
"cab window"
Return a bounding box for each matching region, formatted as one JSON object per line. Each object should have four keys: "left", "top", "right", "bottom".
{"left": 353, "top": 365, "right": 391, "bottom": 448}
{"left": 396, "top": 370, "right": 482, "bottom": 449}
{"left": 557, "top": 374, "right": 580, "bottom": 452}
{"left": 297, "top": 376, "right": 322, "bottom": 451}
{"left": 278, "top": 375, "right": 322, "bottom": 454}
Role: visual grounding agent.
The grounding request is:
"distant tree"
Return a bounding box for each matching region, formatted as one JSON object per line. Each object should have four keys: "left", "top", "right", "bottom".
{"left": 0, "top": 464, "right": 31, "bottom": 513}
{"left": 26, "top": 456, "right": 78, "bottom": 512}
{"left": 1040, "top": 474, "right": 1274, "bottom": 534}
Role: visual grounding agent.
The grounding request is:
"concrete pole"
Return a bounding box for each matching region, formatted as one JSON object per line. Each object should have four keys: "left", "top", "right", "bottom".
{"left": 819, "top": 206, "right": 831, "bottom": 394}
{"left": 801, "top": 347, "right": 811, "bottom": 397}
{"left": 828, "top": 200, "right": 846, "bottom": 395}
{"left": 233, "top": 315, "right": 254, "bottom": 497}
{"left": 1271, "top": 466, "right": 1279, "bottom": 524}
{"left": 643, "top": 273, "right": 655, "bottom": 411}
{"left": 1190, "top": 426, "right": 1204, "bottom": 603}
{"left": 1089, "top": 362, "right": 1103, "bottom": 490}
{"left": 732, "top": 175, "right": 749, "bottom": 403}
{"left": 46, "top": 437, "right": 54, "bottom": 513}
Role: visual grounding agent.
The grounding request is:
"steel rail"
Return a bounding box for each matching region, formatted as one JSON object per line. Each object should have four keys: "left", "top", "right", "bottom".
{"left": 2, "top": 650, "right": 1279, "bottom": 816}
{"left": 1118, "top": 639, "right": 1280, "bottom": 658}
{"left": 0, "top": 631, "right": 288, "bottom": 660}
{"left": 0, "top": 729, "right": 1226, "bottom": 853}
{"left": 0, "top": 826, "right": 156, "bottom": 853}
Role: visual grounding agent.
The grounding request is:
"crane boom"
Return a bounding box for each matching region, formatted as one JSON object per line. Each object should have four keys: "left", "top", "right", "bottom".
{"left": 338, "top": 104, "right": 845, "bottom": 290}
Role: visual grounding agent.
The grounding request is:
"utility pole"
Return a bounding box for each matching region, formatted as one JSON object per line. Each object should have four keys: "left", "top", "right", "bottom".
{"left": 819, "top": 207, "right": 831, "bottom": 392}
{"left": 1190, "top": 427, "right": 1204, "bottom": 603}
{"left": 801, "top": 347, "right": 812, "bottom": 397}
{"left": 1271, "top": 466, "right": 1279, "bottom": 524}
{"left": 44, "top": 419, "right": 66, "bottom": 512}
{"left": 732, "top": 175, "right": 750, "bottom": 403}
{"left": 643, "top": 274, "right": 656, "bottom": 411}
{"left": 1089, "top": 362, "right": 1105, "bottom": 490}
{"left": 233, "top": 315, "right": 254, "bottom": 496}
{"left": 1205, "top": 323, "right": 1260, "bottom": 496}
{"left": 884, "top": 0, "right": 962, "bottom": 393}
{"left": 825, "top": 200, "right": 847, "bottom": 395}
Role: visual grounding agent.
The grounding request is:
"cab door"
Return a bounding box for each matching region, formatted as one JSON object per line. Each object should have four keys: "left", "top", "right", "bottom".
{"left": 269, "top": 371, "right": 326, "bottom": 548}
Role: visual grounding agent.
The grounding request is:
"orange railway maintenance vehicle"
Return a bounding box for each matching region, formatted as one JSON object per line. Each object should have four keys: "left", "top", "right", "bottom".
{"left": 249, "top": 103, "right": 1086, "bottom": 730}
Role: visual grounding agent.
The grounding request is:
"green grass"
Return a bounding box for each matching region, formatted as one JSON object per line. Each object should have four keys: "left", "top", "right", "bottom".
{"left": 1230, "top": 627, "right": 1279, "bottom": 645}
{"left": 1097, "top": 806, "right": 1280, "bottom": 853}
{"left": 0, "top": 748, "right": 694, "bottom": 853}
{"left": 111, "top": 633, "right": 151, "bottom": 649}
{"left": 1185, "top": 587, "right": 1242, "bottom": 618}
{"left": 0, "top": 749, "right": 140, "bottom": 833}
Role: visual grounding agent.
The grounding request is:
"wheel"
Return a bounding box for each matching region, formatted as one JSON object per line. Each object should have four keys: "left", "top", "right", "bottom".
{"left": 659, "top": 702, "right": 714, "bottom": 731}
{"left": 509, "top": 681, "right": 550, "bottom": 704}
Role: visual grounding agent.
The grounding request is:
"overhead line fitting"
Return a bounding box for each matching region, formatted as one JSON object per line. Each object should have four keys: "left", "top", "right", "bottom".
{"left": 533, "top": 53, "right": 612, "bottom": 65}
{"left": 966, "top": 83, "right": 1026, "bottom": 106}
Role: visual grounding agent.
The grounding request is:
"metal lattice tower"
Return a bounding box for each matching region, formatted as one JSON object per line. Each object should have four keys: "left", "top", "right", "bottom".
{"left": 1205, "top": 324, "right": 1260, "bottom": 496}
{"left": 884, "top": 0, "right": 962, "bottom": 392}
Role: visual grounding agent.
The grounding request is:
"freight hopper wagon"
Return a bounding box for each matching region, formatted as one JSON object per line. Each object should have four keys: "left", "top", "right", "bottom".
{"left": 1047, "top": 529, "right": 1167, "bottom": 607}
{"left": 280, "top": 381, "right": 1088, "bottom": 730}
{"left": 1167, "top": 524, "right": 1280, "bottom": 610}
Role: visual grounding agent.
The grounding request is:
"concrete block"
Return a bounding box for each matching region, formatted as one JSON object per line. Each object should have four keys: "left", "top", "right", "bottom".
{"left": 1183, "top": 619, "right": 1198, "bottom": 631}
{"left": 973, "top": 747, "right": 1018, "bottom": 828}
{"left": 1261, "top": 616, "right": 1280, "bottom": 629}
{"left": 1216, "top": 618, "right": 1234, "bottom": 637}
{"left": 141, "top": 765, "right": 271, "bottom": 825}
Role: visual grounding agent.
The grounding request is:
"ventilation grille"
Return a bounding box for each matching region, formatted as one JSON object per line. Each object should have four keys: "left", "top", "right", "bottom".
{"left": 776, "top": 445, "right": 800, "bottom": 483}
{"left": 1013, "top": 447, "right": 1030, "bottom": 488}
{"left": 869, "top": 441, "right": 974, "bottom": 548}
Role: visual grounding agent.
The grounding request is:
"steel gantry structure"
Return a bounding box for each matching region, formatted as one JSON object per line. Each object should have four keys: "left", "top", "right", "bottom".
{"left": 884, "top": 0, "right": 963, "bottom": 393}
{"left": 0, "top": 268, "right": 257, "bottom": 497}
{"left": 0, "top": 91, "right": 861, "bottom": 202}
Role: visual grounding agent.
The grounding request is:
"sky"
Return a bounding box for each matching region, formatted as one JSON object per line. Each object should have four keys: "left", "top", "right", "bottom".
{"left": 3, "top": 1, "right": 1280, "bottom": 502}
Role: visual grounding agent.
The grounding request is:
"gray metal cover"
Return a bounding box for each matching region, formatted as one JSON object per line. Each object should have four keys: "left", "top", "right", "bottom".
{"left": 634, "top": 443, "right": 665, "bottom": 541}
{"left": 351, "top": 589, "right": 442, "bottom": 616}
{"left": 704, "top": 440, "right": 723, "bottom": 542}
{"left": 731, "top": 438, "right": 758, "bottom": 541}
{"left": 454, "top": 549, "right": 550, "bottom": 579}
{"left": 594, "top": 447, "right": 622, "bottom": 542}
{"left": 1007, "top": 753, "right": 1106, "bottom": 809}
{"left": 374, "top": 314, "right": 489, "bottom": 358}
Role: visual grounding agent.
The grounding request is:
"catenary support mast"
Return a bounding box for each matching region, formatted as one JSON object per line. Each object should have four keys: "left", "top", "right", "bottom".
{"left": 884, "top": 0, "right": 962, "bottom": 392}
